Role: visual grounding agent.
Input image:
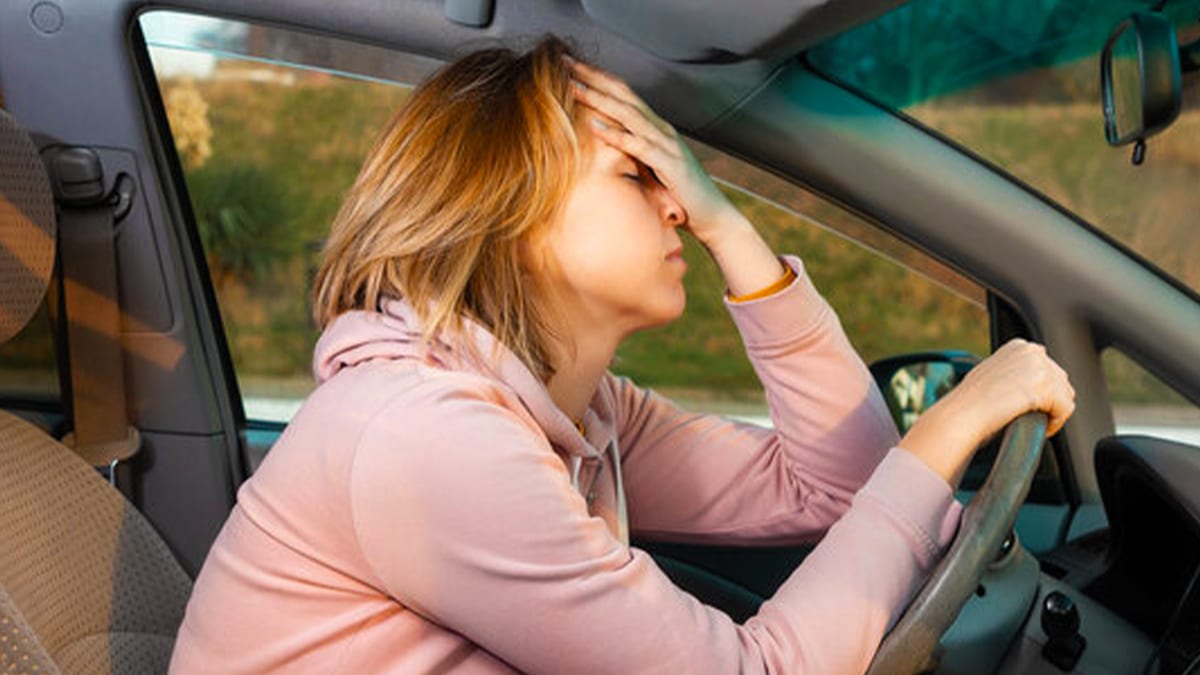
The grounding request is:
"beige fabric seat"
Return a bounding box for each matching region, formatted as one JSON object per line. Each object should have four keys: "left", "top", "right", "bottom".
{"left": 0, "top": 109, "right": 192, "bottom": 673}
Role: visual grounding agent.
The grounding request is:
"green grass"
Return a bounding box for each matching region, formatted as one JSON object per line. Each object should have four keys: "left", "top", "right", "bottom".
{"left": 915, "top": 102, "right": 1200, "bottom": 291}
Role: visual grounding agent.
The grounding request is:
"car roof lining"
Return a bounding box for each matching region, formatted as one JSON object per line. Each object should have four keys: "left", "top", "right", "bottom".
{"left": 125, "top": 0, "right": 890, "bottom": 131}
{"left": 579, "top": 0, "right": 909, "bottom": 63}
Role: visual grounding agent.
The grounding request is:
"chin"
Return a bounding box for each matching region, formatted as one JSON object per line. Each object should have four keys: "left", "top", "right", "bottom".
{"left": 667, "top": 294, "right": 686, "bottom": 322}
{"left": 644, "top": 293, "right": 687, "bottom": 330}
{"left": 668, "top": 286, "right": 687, "bottom": 319}
{"left": 622, "top": 283, "right": 687, "bottom": 333}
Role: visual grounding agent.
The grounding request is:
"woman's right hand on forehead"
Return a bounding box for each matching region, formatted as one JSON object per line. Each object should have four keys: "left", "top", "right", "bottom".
{"left": 567, "top": 57, "right": 795, "bottom": 299}
{"left": 567, "top": 58, "right": 738, "bottom": 248}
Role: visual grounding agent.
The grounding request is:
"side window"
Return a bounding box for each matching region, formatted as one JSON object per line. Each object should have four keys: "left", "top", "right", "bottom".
{"left": 138, "top": 13, "right": 991, "bottom": 446}
{"left": 1103, "top": 349, "right": 1200, "bottom": 446}
{"left": 613, "top": 141, "right": 990, "bottom": 416}
{"left": 139, "top": 12, "right": 442, "bottom": 424}
{"left": 640, "top": 144, "right": 1074, "bottom": 507}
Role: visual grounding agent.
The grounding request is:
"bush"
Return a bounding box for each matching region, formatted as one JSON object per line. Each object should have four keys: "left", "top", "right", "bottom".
{"left": 188, "top": 162, "right": 304, "bottom": 287}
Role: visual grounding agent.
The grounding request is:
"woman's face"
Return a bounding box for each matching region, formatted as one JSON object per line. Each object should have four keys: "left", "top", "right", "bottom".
{"left": 537, "top": 124, "right": 689, "bottom": 340}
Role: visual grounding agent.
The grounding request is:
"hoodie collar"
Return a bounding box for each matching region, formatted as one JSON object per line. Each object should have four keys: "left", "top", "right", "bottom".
{"left": 313, "top": 298, "right": 610, "bottom": 460}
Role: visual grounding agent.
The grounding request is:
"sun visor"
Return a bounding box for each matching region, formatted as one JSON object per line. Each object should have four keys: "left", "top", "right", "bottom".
{"left": 580, "top": 0, "right": 909, "bottom": 62}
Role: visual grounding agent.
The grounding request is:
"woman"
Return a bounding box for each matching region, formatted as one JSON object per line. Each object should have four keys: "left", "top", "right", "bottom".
{"left": 171, "top": 37, "right": 1074, "bottom": 673}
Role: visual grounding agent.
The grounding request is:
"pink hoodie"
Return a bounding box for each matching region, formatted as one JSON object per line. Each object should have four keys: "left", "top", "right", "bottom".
{"left": 171, "top": 256, "right": 962, "bottom": 674}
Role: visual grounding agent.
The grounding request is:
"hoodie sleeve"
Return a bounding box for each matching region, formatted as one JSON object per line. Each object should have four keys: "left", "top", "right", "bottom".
{"left": 613, "top": 255, "right": 918, "bottom": 544}
{"left": 349, "top": 376, "right": 960, "bottom": 674}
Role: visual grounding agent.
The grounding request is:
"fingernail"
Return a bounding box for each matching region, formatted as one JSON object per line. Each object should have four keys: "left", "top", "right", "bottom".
{"left": 590, "top": 117, "right": 611, "bottom": 131}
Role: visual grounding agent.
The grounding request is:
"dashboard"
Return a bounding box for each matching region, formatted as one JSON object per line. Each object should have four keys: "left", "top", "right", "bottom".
{"left": 1087, "top": 436, "right": 1200, "bottom": 674}
{"left": 940, "top": 434, "right": 1200, "bottom": 674}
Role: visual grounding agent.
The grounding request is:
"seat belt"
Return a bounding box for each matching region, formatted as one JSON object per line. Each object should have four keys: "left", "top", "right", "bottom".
{"left": 44, "top": 146, "right": 141, "bottom": 497}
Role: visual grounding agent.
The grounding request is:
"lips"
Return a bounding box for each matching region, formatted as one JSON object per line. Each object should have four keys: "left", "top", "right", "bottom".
{"left": 665, "top": 247, "right": 687, "bottom": 273}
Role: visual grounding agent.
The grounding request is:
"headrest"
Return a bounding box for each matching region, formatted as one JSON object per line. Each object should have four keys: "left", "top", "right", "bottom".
{"left": 0, "top": 109, "right": 56, "bottom": 343}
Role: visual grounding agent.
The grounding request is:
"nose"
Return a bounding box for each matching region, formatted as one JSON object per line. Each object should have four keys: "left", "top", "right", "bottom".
{"left": 655, "top": 186, "right": 686, "bottom": 228}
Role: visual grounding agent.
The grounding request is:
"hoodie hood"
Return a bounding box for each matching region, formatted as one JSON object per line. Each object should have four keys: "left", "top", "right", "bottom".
{"left": 313, "top": 298, "right": 609, "bottom": 461}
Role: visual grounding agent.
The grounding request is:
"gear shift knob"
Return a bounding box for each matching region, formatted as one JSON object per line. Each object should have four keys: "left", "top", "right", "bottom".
{"left": 1041, "top": 590, "right": 1086, "bottom": 671}
{"left": 1042, "top": 591, "right": 1080, "bottom": 639}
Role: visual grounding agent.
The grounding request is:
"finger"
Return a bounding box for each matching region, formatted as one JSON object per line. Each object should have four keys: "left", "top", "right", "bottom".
{"left": 568, "top": 59, "right": 642, "bottom": 108}
{"left": 1046, "top": 401, "right": 1075, "bottom": 432}
{"left": 1046, "top": 393, "right": 1075, "bottom": 437}
{"left": 587, "top": 118, "right": 678, "bottom": 176}
{"left": 580, "top": 104, "right": 681, "bottom": 182}
{"left": 1001, "top": 337, "right": 1029, "bottom": 353}
{"left": 1017, "top": 340, "right": 1045, "bottom": 361}
{"left": 1043, "top": 354, "right": 1074, "bottom": 404}
{"left": 569, "top": 63, "right": 676, "bottom": 137}
{"left": 1045, "top": 373, "right": 1075, "bottom": 436}
{"left": 572, "top": 83, "right": 656, "bottom": 139}
{"left": 1052, "top": 362, "right": 1075, "bottom": 401}
{"left": 573, "top": 83, "right": 677, "bottom": 155}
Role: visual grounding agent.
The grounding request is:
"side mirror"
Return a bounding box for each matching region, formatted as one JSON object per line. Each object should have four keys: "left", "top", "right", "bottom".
{"left": 868, "top": 350, "right": 979, "bottom": 434}
{"left": 871, "top": 351, "right": 1067, "bottom": 499}
{"left": 1100, "top": 11, "right": 1182, "bottom": 161}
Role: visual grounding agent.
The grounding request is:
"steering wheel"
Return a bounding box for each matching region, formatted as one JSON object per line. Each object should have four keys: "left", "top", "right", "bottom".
{"left": 865, "top": 412, "right": 1048, "bottom": 675}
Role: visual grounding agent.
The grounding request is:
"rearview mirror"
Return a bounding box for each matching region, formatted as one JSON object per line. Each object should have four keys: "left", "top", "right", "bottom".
{"left": 1100, "top": 12, "right": 1182, "bottom": 153}
{"left": 868, "top": 350, "right": 979, "bottom": 434}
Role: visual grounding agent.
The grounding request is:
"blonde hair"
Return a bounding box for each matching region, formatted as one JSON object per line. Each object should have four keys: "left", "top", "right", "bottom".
{"left": 313, "top": 37, "right": 585, "bottom": 381}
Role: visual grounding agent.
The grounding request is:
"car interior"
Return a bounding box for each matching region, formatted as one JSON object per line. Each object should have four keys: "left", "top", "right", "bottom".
{"left": 2, "top": 0, "right": 1200, "bottom": 673}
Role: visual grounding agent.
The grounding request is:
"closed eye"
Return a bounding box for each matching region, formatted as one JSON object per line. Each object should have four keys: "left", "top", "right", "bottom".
{"left": 623, "top": 161, "right": 650, "bottom": 183}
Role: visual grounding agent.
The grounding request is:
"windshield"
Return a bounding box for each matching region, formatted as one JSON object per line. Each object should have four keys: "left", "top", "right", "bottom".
{"left": 808, "top": 0, "right": 1200, "bottom": 294}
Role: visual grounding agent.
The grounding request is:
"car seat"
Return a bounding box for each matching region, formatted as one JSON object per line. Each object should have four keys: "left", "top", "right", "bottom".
{"left": 0, "top": 108, "right": 191, "bottom": 674}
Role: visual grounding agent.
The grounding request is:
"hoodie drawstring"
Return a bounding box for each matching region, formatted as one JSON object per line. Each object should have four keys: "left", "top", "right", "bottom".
{"left": 568, "top": 444, "right": 629, "bottom": 547}
{"left": 608, "top": 440, "right": 629, "bottom": 546}
{"left": 570, "top": 455, "right": 583, "bottom": 491}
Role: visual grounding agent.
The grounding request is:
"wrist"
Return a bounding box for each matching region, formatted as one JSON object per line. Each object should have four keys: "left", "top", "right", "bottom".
{"left": 694, "top": 204, "right": 755, "bottom": 251}
{"left": 899, "top": 398, "right": 981, "bottom": 486}
{"left": 698, "top": 211, "right": 785, "bottom": 297}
